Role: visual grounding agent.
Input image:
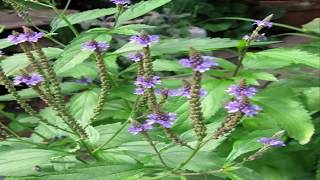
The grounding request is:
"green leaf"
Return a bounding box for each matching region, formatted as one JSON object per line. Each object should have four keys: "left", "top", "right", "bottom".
{"left": 31, "top": 107, "right": 70, "bottom": 142}
{"left": 113, "top": 38, "right": 275, "bottom": 56}
{"left": 302, "top": 18, "right": 320, "bottom": 34}
{"left": 0, "top": 38, "right": 12, "bottom": 49}
{"left": 254, "top": 85, "right": 315, "bottom": 144}
{"left": 110, "top": 24, "right": 155, "bottom": 35}
{"left": 22, "top": 163, "right": 143, "bottom": 180}
{"left": 202, "top": 79, "right": 233, "bottom": 119}
{"left": 58, "top": 61, "right": 98, "bottom": 79}
{"left": 50, "top": 8, "right": 117, "bottom": 31}
{"left": 54, "top": 29, "right": 112, "bottom": 75}
{"left": 117, "top": 0, "right": 171, "bottom": 26}
{"left": 153, "top": 59, "right": 186, "bottom": 72}
{"left": 0, "top": 48, "right": 63, "bottom": 76}
{"left": 244, "top": 48, "right": 320, "bottom": 70}
{"left": 0, "top": 82, "right": 87, "bottom": 101}
{"left": 0, "top": 149, "right": 62, "bottom": 176}
{"left": 226, "top": 129, "right": 278, "bottom": 162}
{"left": 235, "top": 71, "right": 278, "bottom": 85}
{"left": 68, "top": 89, "right": 99, "bottom": 127}
{"left": 225, "top": 167, "right": 264, "bottom": 180}
{"left": 300, "top": 87, "right": 320, "bottom": 114}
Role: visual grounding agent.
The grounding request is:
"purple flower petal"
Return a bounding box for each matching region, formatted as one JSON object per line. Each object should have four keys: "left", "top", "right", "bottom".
{"left": 179, "top": 55, "right": 218, "bottom": 73}
{"left": 128, "top": 52, "right": 144, "bottom": 62}
{"left": 110, "top": 0, "right": 131, "bottom": 5}
{"left": 130, "top": 34, "right": 159, "bottom": 47}
{"left": 81, "top": 41, "right": 109, "bottom": 53}
{"left": 258, "top": 137, "right": 285, "bottom": 147}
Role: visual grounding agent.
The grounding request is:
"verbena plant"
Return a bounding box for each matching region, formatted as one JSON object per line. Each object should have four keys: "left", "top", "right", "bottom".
{"left": 0, "top": 0, "right": 319, "bottom": 179}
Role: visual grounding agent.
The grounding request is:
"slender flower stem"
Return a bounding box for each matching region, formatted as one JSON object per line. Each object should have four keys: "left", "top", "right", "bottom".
{"left": 232, "top": 45, "right": 249, "bottom": 77}
{"left": 113, "top": 5, "right": 124, "bottom": 28}
{"left": 173, "top": 142, "right": 202, "bottom": 171}
{"left": 51, "top": 5, "right": 79, "bottom": 36}
{"left": 89, "top": 52, "right": 111, "bottom": 123}
{"left": 93, "top": 119, "right": 130, "bottom": 153}
{"left": 143, "top": 133, "right": 170, "bottom": 169}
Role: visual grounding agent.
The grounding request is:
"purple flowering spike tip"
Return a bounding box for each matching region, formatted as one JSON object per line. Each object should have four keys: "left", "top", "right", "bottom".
{"left": 258, "top": 137, "right": 285, "bottom": 147}
{"left": 253, "top": 20, "right": 273, "bottom": 29}
{"left": 75, "top": 77, "right": 93, "bottom": 85}
{"left": 25, "top": 73, "right": 44, "bottom": 86}
{"left": 130, "top": 33, "right": 159, "bottom": 47}
{"left": 179, "top": 55, "right": 218, "bottom": 73}
{"left": 128, "top": 52, "right": 144, "bottom": 62}
{"left": 226, "top": 85, "right": 257, "bottom": 99}
{"left": 110, "top": 0, "right": 131, "bottom": 5}
{"left": 146, "top": 112, "right": 177, "bottom": 128}
{"left": 241, "top": 104, "right": 262, "bottom": 117}
{"left": 81, "top": 41, "right": 109, "bottom": 53}
{"left": 128, "top": 123, "right": 153, "bottom": 135}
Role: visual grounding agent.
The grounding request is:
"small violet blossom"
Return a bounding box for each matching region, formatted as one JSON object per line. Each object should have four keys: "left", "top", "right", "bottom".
{"left": 81, "top": 41, "right": 109, "bottom": 53}
{"left": 75, "top": 77, "right": 93, "bottom": 85}
{"left": 146, "top": 113, "right": 177, "bottom": 128}
{"left": 179, "top": 56, "right": 218, "bottom": 73}
{"left": 225, "top": 100, "right": 261, "bottom": 117}
{"left": 128, "top": 123, "right": 153, "bottom": 135}
{"left": 110, "top": 0, "right": 131, "bottom": 5}
{"left": 130, "top": 34, "right": 159, "bottom": 47}
{"left": 135, "top": 76, "right": 161, "bottom": 89}
{"left": 14, "top": 73, "right": 44, "bottom": 86}
{"left": 7, "top": 32, "right": 44, "bottom": 44}
{"left": 156, "top": 86, "right": 207, "bottom": 98}
{"left": 253, "top": 20, "right": 273, "bottom": 28}
{"left": 226, "top": 85, "right": 257, "bottom": 99}
{"left": 258, "top": 137, "right": 285, "bottom": 147}
{"left": 128, "top": 52, "right": 144, "bottom": 62}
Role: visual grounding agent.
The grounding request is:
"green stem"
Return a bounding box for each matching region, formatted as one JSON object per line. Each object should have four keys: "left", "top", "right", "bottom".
{"left": 51, "top": 5, "right": 79, "bottom": 36}
{"left": 232, "top": 44, "right": 249, "bottom": 77}
{"left": 92, "top": 119, "right": 130, "bottom": 153}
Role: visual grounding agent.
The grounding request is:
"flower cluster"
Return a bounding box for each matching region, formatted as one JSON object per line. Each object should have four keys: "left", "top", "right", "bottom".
{"left": 7, "top": 31, "right": 44, "bottom": 44}
{"left": 75, "top": 77, "right": 93, "bottom": 85}
{"left": 128, "top": 112, "right": 176, "bottom": 134}
{"left": 225, "top": 83, "right": 261, "bottom": 117}
{"left": 156, "top": 85, "right": 207, "bottom": 99}
{"left": 258, "top": 137, "right": 285, "bottom": 147}
{"left": 130, "top": 34, "right": 159, "bottom": 47}
{"left": 110, "top": 0, "right": 131, "bottom": 5}
{"left": 253, "top": 19, "right": 273, "bottom": 28}
{"left": 179, "top": 55, "right": 218, "bottom": 73}
{"left": 81, "top": 41, "right": 109, "bottom": 53}
{"left": 128, "top": 52, "right": 144, "bottom": 62}
{"left": 134, "top": 76, "right": 161, "bottom": 95}
{"left": 14, "top": 73, "right": 44, "bottom": 86}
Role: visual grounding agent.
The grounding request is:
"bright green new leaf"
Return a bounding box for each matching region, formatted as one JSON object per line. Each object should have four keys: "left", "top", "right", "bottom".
{"left": 51, "top": 8, "right": 117, "bottom": 31}
{"left": 117, "top": 0, "right": 171, "bottom": 26}
{"left": 244, "top": 48, "right": 320, "bottom": 70}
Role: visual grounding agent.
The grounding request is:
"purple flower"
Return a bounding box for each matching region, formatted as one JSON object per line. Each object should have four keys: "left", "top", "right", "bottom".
{"left": 225, "top": 100, "right": 262, "bottom": 117}
{"left": 130, "top": 34, "right": 159, "bottom": 47}
{"left": 226, "top": 85, "right": 257, "bottom": 99}
{"left": 156, "top": 86, "right": 207, "bottom": 98}
{"left": 7, "top": 32, "right": 44, "bottom": 44}
{"left": 14, "top": 73, "right": 43, "bottom": 86}
{"left": 179, "top": 55, "right": 218, "bottom": 73}
{"left": 128, "top": 52, "right": 144, "bottom": 62}
{"left": 128, "top": 122, "right": 153, "bottom": 135}
{"left": 253, "top": 20, "right": 273, "bottom": 28}
{"left": 135, "top": 76, "right": 161, "bottom": 89}
{"left": 75, "top": 77, "right": 93, "bottom": 85}
{"left": 146, "top": 113, "right": 176, "bottom": 128}
{"left": 258, "top": 137, "right": 285, "bottom": 147}
{"left": 81, "top": 41, "right": 109, "bottom": 53}
{"left": 134, "top": 86, "right": 145, "bottom": 95}
{"left": 110, "top": 0, "right": 131, "bottom": 5}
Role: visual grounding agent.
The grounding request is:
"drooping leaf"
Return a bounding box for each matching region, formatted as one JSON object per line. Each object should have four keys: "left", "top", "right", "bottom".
{"left": 0, "top": 149, "right": 62, "bottom": 176}
{"left": 235, "top": 71, "right": 278, "bottom": 85}
{"left": 54, "top": 29, "right": 112, "bottom": 75}
{"left": 117, "top": 0, "right": 171, "bottom": 26}
{"left": 51, "top": 8, "right": 117, "bottom": 31}
{"left": 0, "top": 48, "right": 63, "bottom": 76}
{"left": 68, "top": 89, "right": 99, "bottom": 127}
{"left": 244, "top": 48, "right": 320, "bottom": 70}
{"left": 302, "top": 18, "right": 320, "bottom": 34}
{"left": 0, "top": 82, "right": 87, "bottom": 101}
{"left": 0, "top": 38, "right": 12, "bottom": 49}
{"left": 253, "top": 85, "right": 315, "bottom": 144}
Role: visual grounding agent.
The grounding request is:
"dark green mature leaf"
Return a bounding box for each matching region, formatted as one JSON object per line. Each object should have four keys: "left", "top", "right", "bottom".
{"left": 117, "top": 0, "right": 171, "bottom": 26}
{"left": 153, "top": 59, "right": 186, "bottom": 72}
{"left": 59, "top": 61, "right": 98, "bottom": 79}
{"left": 243, "top": 48, "right": 320, "bottom": 70}
{"left": 226, "top": 129, "right": 278, "bottom": 162}
{"left": 234, "top": 71, "right": 278, "bottom": 85}
{"left": 19, "top": 163, "right": 143, "bottom": 180}
{"left": 300, "top": 87, "right": 320, "bottom": 114}
{"left": 254, "top": 85, "right": 315, "bottom": 144}
{"left": 68, "top": 89, "right": 99, "bottom": 127}
{"left": 54, "top": 29, "right": 112, "bottom": 75}
{"left": 0, "top": 48, "right": 63, "bottom": 76}
{"left": 0, "top": 82, "right": 87, "bottom": 101}
{"left": 0, "top": 149, "right": 62, "bottom": 176}
{"left": 50, "top": 8, "right": 117, "bottom": 31}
